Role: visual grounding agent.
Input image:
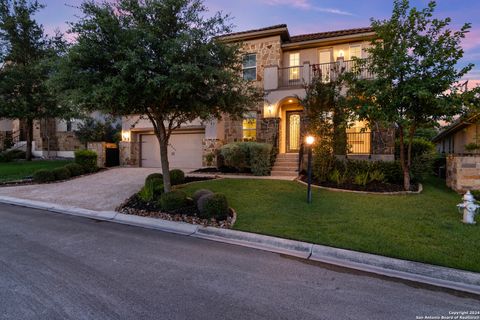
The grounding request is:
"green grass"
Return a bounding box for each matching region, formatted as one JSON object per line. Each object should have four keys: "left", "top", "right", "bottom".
{"left": 179, "top": 177, "right": 480, "bottom": 272}
{"left": 0, "top": 160, "right": 72, "bottom": 182}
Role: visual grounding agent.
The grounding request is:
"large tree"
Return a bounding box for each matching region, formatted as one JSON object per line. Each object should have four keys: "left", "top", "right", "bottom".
{"left": 0, "top": 0, "right": 65, "bottom": 160}
{"left": 56, "top": 0, "right": 261, "bottom": 192}
{"left": 346, "top": 0, "right": 474, "bottom": 190}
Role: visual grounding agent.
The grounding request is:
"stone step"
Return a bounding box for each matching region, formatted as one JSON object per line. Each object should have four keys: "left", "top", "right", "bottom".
{"left": 277, "top": 153, "right": 299, "bottom": 159}
{"left": 273, "top": 165, "right": 297, "bottom": 170}
{"left": 271, "top": 170, "right": 299, "bottom": 177}
{"left": 274, "top": 160, "right": 298, "bottom": 167}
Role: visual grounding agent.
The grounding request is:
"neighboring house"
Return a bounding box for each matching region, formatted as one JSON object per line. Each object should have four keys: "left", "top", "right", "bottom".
{"left": 433, "top": 114, "right": 480, "bottom": 155}
{"left": 0, "top": 112, "right": 113, "bottom": 158}
{"left": 433, "top": 114, "right": 480, "bottom": 192}
{"left": 120, "top": 24, "right": 396, "bottom": 172}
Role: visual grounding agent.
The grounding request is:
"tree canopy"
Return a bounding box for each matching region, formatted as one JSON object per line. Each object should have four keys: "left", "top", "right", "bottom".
{"left": 346, "top": 0, "right": 474, "bottom": 190}
{"left": 0, "top": 0, "right": 67, "bottom": 160}
{"left": 56, "top": 0, "right": 262, "bottom": 191}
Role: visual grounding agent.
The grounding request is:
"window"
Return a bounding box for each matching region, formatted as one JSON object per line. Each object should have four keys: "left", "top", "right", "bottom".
{"left": 289, "top": 52, "right": 300, "bottom": 80}
{"left": 347, "top": 121, "right": 371, "bottom": 154}
{"left": 317, "top": 50, "right": 332, "bottom": 82}
{"left": 242, "top": 54, "right": 257, "bottom": 81}
{"left": 349, "top": 45, "right": 362, "bottom": 59}
{"left": 242, "top": 112, "right": 257, "bottom": 141}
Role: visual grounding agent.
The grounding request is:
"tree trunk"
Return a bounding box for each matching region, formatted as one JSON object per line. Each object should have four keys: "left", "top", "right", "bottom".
{"left": 155, "top": 122, "right": 172, "bottom": 193}
{"left": 25, "top": 118, "right": 34, "bottom": 161}
{"left": 398, "top": 126, "right": 410, "bottom": 191}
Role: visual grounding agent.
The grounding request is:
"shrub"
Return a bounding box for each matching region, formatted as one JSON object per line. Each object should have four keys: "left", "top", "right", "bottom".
{"left": 32, "top": 169, "right": 55, "bottom": 183}
{"left": 52, "top": 167, "right": 71, "bottom": 181}
{"left": 353, "top": 171, "right": 369, "bottom": 186}
{"left": 160, "top": 191, "right": 188, "bottom": 211}
{"left": 145, "top": 173, "right": 163, "bottom": 184}
{"left": 74, "top": 150, "right": 98, "bottom": 173}
{"left": 249, "top": 143, "right": 273, "bottom": 176}
{"left": 219, "top": 142, "right": 274, "bottom": 175}
{"left": 192, "top": 189, "right": 214, "bottom": 205}
{"left": 376, "top": 161, "right": 403, "bottom": 184}
{"left": 395, "top": 138, "right": 436, "bottom": 159}
{"left": 170, "top": 169, "right": 185, "bottom": 185}
{"left": 328, "top": 168, "right": 348, "bottom": 185}
{"left": 65, "top": 163, "right": 84, "bottom": 177}
{"left": 471, "top": 190, "right": 480, "bottom": 200}
{"left": 395, "top": 138, "right": 437, "bottom": 182}
{"left": 312, "top": 143, "right": 336, "bottom": 182}
{"left": 138, "top": 177, "right": 163, "bottom": 202}
{"left": 0, "top": 149, "right": 26, "bottom": 162}
{"left": 220, "top": 143, "right": 247, "bottom": 171}
{"left": 197, "top": 193, "right": 229, "bottom": 220}
{"left": 369, "top": 170, "right": 385, "bottom": 183}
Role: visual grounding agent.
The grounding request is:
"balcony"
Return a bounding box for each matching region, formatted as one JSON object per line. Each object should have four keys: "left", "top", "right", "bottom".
{"left": 264, "top": 59, "right": 373, "bottom": 91}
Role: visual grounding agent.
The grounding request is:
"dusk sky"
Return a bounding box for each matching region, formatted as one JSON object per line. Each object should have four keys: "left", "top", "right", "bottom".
{"left": 35, "top": 0, "right": 480, "bottom": 83}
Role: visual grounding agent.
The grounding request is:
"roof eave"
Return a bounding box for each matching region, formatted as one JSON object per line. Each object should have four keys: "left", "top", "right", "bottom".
{"left": 218, "top": 27, "right": 290, "bottom": 43}
{"left": 282, "top": 32, "right": 376, "bottom": 50}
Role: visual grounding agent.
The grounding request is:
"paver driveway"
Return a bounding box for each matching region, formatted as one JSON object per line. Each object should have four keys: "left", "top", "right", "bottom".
{"left": 0, "top": 168, "right": 169, "bottom": 211}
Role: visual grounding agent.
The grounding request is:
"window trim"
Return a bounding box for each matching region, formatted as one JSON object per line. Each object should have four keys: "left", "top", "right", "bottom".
{"left": 242, "top": 53, "right": 257, "bottom": 81}
{"left": 349, "top": 44, "right": 362, "bottom": 59}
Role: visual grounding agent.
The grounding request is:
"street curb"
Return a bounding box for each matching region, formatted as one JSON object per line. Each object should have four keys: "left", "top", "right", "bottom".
{"left": 194, "top": 227, "right": 312, "bottom": 259}
{"left": 0, "top": 196, "right": 479, "bottom": 295}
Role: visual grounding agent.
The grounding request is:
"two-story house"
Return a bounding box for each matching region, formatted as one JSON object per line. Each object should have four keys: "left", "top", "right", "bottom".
{"left": 119, "top": 24, "right": 395, "bottom": 173}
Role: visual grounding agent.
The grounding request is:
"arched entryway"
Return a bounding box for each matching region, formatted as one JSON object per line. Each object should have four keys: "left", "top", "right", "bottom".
{"left": 277, "top": 97, "right": 304, "bottom": 154}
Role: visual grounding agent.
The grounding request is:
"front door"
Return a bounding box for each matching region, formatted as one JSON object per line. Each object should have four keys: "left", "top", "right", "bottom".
{"left": 286, "top": 111, "right": 302, "bottom": 153}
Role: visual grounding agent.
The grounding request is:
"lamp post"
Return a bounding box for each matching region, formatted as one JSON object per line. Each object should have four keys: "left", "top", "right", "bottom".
{"left": 305, "top": 135, "right": 315, "bottom": 203}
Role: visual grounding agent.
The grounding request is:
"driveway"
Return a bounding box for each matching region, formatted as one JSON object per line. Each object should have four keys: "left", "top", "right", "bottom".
{"left": 0, "top": 168, "right": 169, "bottom": 211}
{"left": 1, "top": 204, "right": 478, "bottom": 320}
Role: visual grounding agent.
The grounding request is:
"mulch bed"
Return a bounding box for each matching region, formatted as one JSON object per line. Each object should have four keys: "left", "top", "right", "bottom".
{"left": 299, "top": 175, "right": 419, "bottom": 193}
{"left": 117, "top": 193, "right": 235, "bottom": 229}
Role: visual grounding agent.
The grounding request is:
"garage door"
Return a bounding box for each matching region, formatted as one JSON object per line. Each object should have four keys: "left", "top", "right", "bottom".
{"left": 141, "top": 132, "right": 204, "bottom": 169}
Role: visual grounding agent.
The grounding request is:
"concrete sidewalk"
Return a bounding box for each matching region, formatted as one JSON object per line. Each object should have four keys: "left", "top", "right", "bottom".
{"left": 0, "top": 195, "right": 479, "bottom": 296}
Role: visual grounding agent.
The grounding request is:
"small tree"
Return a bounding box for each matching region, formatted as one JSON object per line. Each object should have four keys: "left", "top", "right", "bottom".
{"left": 346, "top": 0, "right": 474, "bottom": 190}
{"left": 302, "top": 69, "right": 353, "bottom": 181}
{"left": 0, "top": 0, "right": 67, "bottom": 160}
{"left": 75, "top": 117, "right": 121, "bottom": 147}
{"left": 55, "top": 0, "right": 261, "bottom": 192}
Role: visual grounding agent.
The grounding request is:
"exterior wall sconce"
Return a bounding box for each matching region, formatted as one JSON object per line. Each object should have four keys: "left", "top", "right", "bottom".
{"left": 268, "top": 105, "right": 274, "bottom": 116}
{"left": 121, "top": 130, "right": 131, "bottom": 142}
{"left": 305, "top": 135, "right": 315, "bottom": 204}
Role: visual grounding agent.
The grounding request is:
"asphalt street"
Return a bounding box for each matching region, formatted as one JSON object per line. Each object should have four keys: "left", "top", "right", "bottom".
{"left": 0, "top": 203, "right": 478, "bottom": 320}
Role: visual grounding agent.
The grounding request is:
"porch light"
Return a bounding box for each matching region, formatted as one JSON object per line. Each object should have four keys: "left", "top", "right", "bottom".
{"left": 306, "top": 135, "right": 315, "bottom": 145}
{"left": 338, "top": 50, "right": 345, "bottom": 58}
{"left": 121, "top": 130, "right": 131, "bottom": 142}
{"left": 305, "top": 135, "right": 315, "bottom": 204}
{"left": 267, "top": 104, "right": 273, "bottom": 116}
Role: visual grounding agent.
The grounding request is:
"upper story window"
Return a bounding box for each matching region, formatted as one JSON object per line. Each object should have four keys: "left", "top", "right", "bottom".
{"left": 289, "top": 52, "right": 300, "bottom": 80}
{"left": 242, "top": 54, "right": 257, "bottom": 81}
{"left": 349, "top": 45, "right": 362, "bottom": 59}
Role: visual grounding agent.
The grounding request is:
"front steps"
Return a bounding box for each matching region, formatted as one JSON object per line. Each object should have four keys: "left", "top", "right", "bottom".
{"left": 271, "top": 153, "right": 299, "bottom": 177}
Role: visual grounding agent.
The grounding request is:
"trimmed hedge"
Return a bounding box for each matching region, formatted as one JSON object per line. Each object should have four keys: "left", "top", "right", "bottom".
{"left": 32, "top": 169, "right": 55, "bottom": 183}
{"left": 0, "top": 149, "right": 26, "bottom": 162}
{"left": 197, "top": 193, "right": 229, "bottom": 220}
{"left": 74, "top": 150, "right": 98, "bottom": 173}
{"left": 192, "top": 189, "right": 214, "bottom": 205}
{"left": 138, "top": 177, "right": 164, "bottom": 202}
{"left": 145, "top": 173, "right": 163, "bottom": 184}
{"left": 52, "top": 167, "right": 71, "bottom": 181}
{"left": 160, "top": 191, "right": 188, "bottom": 211}
{"left": 170, "top": 169, "right": 185, "bottom": 185}
{"left": 219, "top": 142, "right": 273, "bottom": 176}
{"left": 65, "top": 163, "right": 84, "bottom": 177}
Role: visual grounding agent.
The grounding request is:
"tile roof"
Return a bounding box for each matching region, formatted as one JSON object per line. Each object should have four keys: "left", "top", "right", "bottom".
{"left": 221, "top": 24, "right": 288, "bottom": 38}
{"left": 288, "top": 27, "right": 374, "bottom": 43}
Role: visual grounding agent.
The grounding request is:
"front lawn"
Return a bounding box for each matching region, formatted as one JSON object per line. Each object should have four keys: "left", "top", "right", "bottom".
{"left": 178, "top": 177, "right": 480, "bottom": 273}
{"left": 0, "top": 160, "right": 72, "bottom": 182}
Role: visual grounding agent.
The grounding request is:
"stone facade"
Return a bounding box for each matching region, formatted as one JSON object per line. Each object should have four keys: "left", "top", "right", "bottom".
{"left": 32, "top": 119, "right": 83, "bottom": 153}
{"left": 242, "top": 36, "right": 283, "bottom": 86}
{"left": 202, "top": 138, "right": 223, "bottom": 167}
{"left": 371, "top": 127, "right": 396, "bottom": 159}
{"left": 446, "top": 155, "right": 480, "bottom": 192}
{"left": 223, "top": 116, "right": 243, "bottom": 143}
{"left": 87, "top": 142, "right": 118, "bottom": 167}
{"left": 257, "top": 117, "right": 280, "bottom": 148}
{"left": 119, "top": 141, "right": 140, "bottom": 167}
{"left": 56, "top": 132, "right": 83, "bottom": 151}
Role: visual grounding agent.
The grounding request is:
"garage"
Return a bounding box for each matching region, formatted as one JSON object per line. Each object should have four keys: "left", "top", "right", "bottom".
{"left": 140, "top": 131, "right": 204, "bottom": 169}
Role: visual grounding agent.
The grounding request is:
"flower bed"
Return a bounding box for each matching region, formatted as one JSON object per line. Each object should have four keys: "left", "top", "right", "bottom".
{"left": 299, "top": 174, "right": 420, "bottom": 193}
{"left": 117, "top": 192, "right": 235, "bottom": 229}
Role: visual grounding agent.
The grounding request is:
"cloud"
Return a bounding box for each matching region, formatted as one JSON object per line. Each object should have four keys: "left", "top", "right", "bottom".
{"left": 262, "top": 0, "right": 353, "bottom": 16}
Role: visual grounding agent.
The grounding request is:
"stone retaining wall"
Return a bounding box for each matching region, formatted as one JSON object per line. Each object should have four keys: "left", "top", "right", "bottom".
{"left": 446, "top": 155, "right": 480, "bottom": 192}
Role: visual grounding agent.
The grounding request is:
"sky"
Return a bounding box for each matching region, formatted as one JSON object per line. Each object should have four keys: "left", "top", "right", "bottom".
{"left": 35, "top": 0, "right": 480, "bottom": 84}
